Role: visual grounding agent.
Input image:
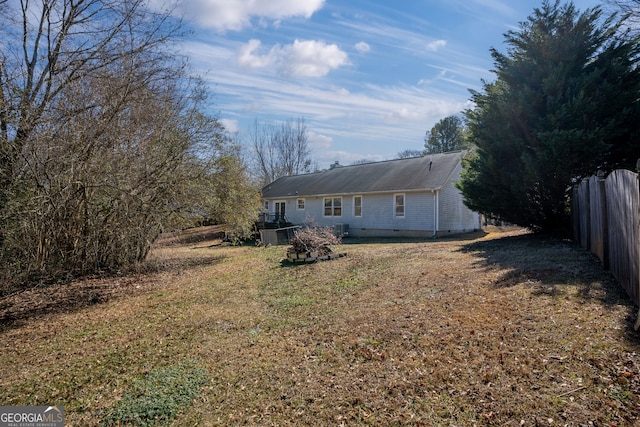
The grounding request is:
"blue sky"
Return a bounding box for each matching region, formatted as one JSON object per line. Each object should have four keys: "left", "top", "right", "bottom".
{"left": 155, "top": 0, "right": 605, "bottom": 168}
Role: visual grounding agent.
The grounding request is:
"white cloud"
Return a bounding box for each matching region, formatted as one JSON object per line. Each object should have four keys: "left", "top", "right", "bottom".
{"left": 472, "top": 0, "right": 517, "bottom": 18}
{"left": 308, "top": 131, "right": 333, "bottom": 150}
{"left": 385, "top": 107, "right": 426, "bottom": 123}
{"left": 337, "top": 19, "right": 442, "bottom": 57}
{"left": 277, "top": 40, "right": 350, "bottom": 77}
{"left": 355, "top": 41, "right": 371, "bottom": 53}
{"left": 176, "top": 19, "right": 475, "bottom": 165}
{"left": 426, "top": 39, "right": 447, "bottom": 52}
{"left": 237, "top": 39, "right": 274, "bottom": 68}
{"left": 220, "top": 118, "right": 239, "bottom": 133}
{"left": 236, "top": 39, "right": 349, "bottom": 78}
{"left": 201, "top": 58, "right": 468, "bottom": 132}
{"left": 157, "top": 0, "right": 325, "bottom": 32}
{"left": 418, "top": 69, "right": 450, "bottom": 87}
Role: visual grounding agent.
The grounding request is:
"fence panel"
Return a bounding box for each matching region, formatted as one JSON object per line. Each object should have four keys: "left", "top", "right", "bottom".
{"left": 572, "top": 186, "right": 580, "bottom": 244}
{"left": 588, "top": 176, "right": 608, "bottom": 268}
{"left": 577, "top": 179, "right": 590, "bottom": 249}
{"left": 604, "top": 170, "right": 639, "bottom": 306}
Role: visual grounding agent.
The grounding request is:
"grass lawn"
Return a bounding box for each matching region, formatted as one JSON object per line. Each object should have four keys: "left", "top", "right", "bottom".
{"left": 1, "top": 225, "right": 639, "bottom": 426}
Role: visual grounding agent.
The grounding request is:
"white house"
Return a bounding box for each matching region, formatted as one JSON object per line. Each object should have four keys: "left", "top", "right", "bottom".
{"left": 261, "top": 150, "right": 481, "bottom": 238}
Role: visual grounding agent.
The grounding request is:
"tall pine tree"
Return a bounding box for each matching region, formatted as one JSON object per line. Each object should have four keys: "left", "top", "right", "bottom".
{"left": 424, "top": 116, "right": 468, "bottom": 154}
{"left": 458, "top": 0, "right": 640, "bottom": 234}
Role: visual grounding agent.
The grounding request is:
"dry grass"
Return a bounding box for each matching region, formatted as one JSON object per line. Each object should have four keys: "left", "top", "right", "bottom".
{"left": 1, "top": 225, "right": 639, "bottom": 426}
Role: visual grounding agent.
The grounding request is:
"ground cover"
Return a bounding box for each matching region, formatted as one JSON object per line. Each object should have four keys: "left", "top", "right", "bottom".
{"left": 0, "top": 226, "right": 639, "bottom": 426}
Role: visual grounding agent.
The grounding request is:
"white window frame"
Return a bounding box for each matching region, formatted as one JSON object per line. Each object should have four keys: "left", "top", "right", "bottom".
{"left": 353, "top": 195, "right": 362, "bottom": 217}
{"left": 297, "top": 198, "right": 305, "bottom": 210}
{"left": 394, "top": 193, "right": 405, "bottom": 218}
{"left": 323, "top": 197, "right": 342, "bottom": 217}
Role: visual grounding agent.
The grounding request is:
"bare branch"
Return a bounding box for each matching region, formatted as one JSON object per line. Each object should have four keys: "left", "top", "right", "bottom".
{"left": 250, "top": 117, "right": 312, "bottom": 186}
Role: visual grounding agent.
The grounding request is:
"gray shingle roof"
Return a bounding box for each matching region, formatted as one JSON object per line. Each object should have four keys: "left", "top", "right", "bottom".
{"left": 262, "top": 150, "right": 466, "bottom": 198}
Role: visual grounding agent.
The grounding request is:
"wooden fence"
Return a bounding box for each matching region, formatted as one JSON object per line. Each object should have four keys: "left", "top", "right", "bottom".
{"left": 572, "top": 169, "right": 640, "bottom": 307}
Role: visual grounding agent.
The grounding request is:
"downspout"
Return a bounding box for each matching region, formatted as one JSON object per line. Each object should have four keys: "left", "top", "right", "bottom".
{"left": 433, "top": 189, "right": 439, "bottom": 238}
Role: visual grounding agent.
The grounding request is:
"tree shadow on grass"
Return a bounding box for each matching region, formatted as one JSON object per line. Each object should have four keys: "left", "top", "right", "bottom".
{"left": 460, "top": 233, "right": 632, "bottom": 307}
{"left": 341, "top": 230, "right": 488, "bottom": 245}
{"left": 460, "top": 233, "right": 640, "bottom": 343}
{"left": 0, "top": 254, "right": 226, "bottom": 332}
{"left": 155, "top": 225, "right": 228, "bottom": 247}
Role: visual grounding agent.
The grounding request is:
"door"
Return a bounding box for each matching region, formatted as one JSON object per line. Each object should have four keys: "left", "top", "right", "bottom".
{"left": 275, "top": 201, "right": 286, "bottom": 222}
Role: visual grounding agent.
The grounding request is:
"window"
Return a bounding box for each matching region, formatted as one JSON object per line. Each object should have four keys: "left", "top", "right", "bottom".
{"left": 353, "top": 196, "right": 362, "bottom": 217}
{"left": 324, "top": 197, "right": 342, "bottom": 217}
{"left": 395, "top": 194, "right": 405, "bottom": 217}
{"left": 263, "top": 201, "right": 268, "bottom": 210}
{"left": 297, "top": 198, "right": 305, "bottom": 210}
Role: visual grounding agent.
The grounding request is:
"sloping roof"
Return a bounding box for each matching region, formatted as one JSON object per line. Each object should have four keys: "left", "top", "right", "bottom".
{"left": 262, "top": 150, "right": 466, "bottom": 198}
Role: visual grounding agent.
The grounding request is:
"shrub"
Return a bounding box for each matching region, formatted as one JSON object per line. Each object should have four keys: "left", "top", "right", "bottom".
{"left": 289, "top": 225, "right": 341, "bottom": 255}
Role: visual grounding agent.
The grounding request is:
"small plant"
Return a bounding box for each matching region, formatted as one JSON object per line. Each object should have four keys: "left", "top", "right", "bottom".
{"left": 101, "top": 361, "right": 207, "bottom": 427}
{"left": 289, "top": 224, "right": 341, "bottom": 256}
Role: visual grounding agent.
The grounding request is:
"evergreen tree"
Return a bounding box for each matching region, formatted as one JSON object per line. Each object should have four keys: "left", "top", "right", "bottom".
{"left": 424, "top": 115, "right": 468, "bottom": 154}
{"left": 457, "top": 0, "right": 640, "bottom": 233}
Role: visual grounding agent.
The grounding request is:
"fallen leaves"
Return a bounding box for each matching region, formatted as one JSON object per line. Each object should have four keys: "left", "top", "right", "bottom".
{"left": 1, "top": 227, "right": 640, "bottom": 426}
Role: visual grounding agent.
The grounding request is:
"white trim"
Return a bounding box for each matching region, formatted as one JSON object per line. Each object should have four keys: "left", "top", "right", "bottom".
{"left": 394, "top": 193, "right": 405, "bottom": 218}
{"left": 323, "top": 196, "right": 343, "bottom": 217}
{"left": 433, "top": 190, "right": 439, "bottom": 237}
{"left": 263, "top": 188, "right": 439, "bottom": 201}
{"left": 353, "top": 195, "right": 362, "bottom": 217}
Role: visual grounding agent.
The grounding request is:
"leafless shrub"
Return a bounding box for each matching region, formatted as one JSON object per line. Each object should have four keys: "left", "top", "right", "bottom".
{"left": 289, "top": 225, "right": 341, "bottom": 255}
{"left": 0, "top": 1, "right": 260, "bottom": 289}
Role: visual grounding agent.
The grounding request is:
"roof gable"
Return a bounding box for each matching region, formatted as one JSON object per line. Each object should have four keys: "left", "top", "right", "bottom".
{"left": 262, "top": 150, "right": 466, "bottom": 198}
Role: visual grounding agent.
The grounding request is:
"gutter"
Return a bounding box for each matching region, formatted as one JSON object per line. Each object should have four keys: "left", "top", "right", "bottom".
{"left": 267, "top": 187, "right": 441, "bottom": 199}
{"left": 433, "top": 189, "right": 439, "bottom": 238}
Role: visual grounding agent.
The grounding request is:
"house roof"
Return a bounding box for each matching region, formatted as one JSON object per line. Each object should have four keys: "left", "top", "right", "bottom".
{"left": 262, "top": 150, "right": 466, "bottom": 198}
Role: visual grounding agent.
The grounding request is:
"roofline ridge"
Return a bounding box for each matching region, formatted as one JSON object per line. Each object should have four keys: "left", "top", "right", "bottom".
{"left": 329, "top": 155, "right": 428, "bottom": 169}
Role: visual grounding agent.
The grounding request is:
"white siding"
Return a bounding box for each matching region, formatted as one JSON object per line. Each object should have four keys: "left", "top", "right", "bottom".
{"left": 437, "top": 164, "right": 481, "bottom": 233}
{"left": 262, "top": 161, "right": 480, "bottom": 238}
{"left": 265, "top": 192, "right": 437, "bottom": 236}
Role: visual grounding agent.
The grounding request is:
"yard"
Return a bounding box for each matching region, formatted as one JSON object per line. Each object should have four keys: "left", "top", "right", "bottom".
{"left": 1, "top": 226, "right": 639, "bottom": 426}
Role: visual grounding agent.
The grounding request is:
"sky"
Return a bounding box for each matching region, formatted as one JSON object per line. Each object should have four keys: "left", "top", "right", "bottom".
{"left": 154, "top": 0, "right": 606, "bottom": 168}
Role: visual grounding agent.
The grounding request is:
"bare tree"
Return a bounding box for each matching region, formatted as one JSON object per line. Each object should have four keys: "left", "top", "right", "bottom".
{"left": 397, "top": 149, "right": 425, "bottom": 159}
{"left": 349, "top": 159, "right": 375, "bottom": 165}
{"left": 0, "top": 1, "right": 259, "bottom": 288}
{"left": 250, "top": 117, "right": 312, "bottom": 185}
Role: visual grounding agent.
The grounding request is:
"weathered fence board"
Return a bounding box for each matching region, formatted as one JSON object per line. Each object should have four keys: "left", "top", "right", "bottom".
{"left": 573, "top": 169, "right": 639, "bottom": 307}
{"left": 577, "top": 179, "right": 590, "bottom": 249}
{"left": 588, "top": 176, "right": 608, "bottom": 268}
{"left": 605, "top": 170, "right": 639, "bottom": 306}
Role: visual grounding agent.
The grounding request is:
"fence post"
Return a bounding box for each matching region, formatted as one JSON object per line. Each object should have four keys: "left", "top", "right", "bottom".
{"left": 580, "top": 179, "right": 590, "bottom": 249}
{"left": 636, "top": 163, "right": 640, "bottom": 330}
{"left": 572, "top": 185, "right": 580, "bottom": 243}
